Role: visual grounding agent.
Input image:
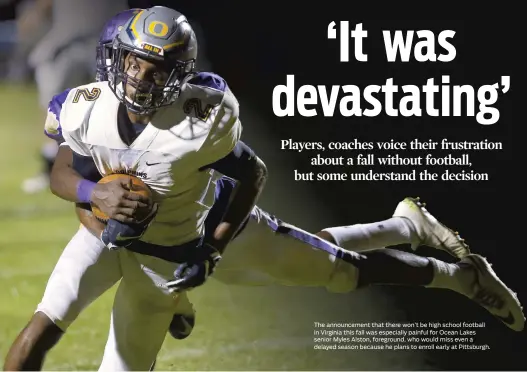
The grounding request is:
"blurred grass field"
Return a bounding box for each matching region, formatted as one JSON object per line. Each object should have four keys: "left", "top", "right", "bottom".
{"left": 0, "top": 84, "right": 427, "bottom": 371}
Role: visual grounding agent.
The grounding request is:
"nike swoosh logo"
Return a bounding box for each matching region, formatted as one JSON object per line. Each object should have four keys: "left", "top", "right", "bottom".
{"left": 496, "top": 311, "right": 515, "bottom": 325}
{"left": 115, "top": 233, "right": 139, "bottom": 241}
{"left": 146, "top": 162, "right": 161, "bottom": 166}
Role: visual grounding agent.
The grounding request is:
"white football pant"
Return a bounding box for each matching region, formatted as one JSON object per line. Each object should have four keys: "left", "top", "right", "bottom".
{"left": 36, "top": 226, "right": 194, "bottom": 371}
{"left": 36, "top": 208, "right": 360, "bottom": 370}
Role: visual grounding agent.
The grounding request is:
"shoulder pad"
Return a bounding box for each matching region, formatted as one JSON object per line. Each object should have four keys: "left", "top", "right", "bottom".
{"left": 187, "top": 72, "right": 227, "bottom": 92}
{"left": 44, "top": 88, "right": 72, "bottom": 141}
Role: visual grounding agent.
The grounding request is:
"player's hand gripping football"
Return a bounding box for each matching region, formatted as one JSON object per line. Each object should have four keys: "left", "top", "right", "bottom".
{"left": 166, "top": 243, "right": 222, "bottom": 293}
{"left": 90, "top": 178, "right": 151, "bottom": 224}
{"left": 101, "top": 203, "right": 158, "bottom": 250}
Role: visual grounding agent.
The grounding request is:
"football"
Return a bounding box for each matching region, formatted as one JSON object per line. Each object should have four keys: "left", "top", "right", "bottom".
{"left": 91, "top": 174, "right": 153, "bottom": 223}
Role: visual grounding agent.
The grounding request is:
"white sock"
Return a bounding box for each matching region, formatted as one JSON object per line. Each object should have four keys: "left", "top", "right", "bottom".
{"left": 426, "top": 257, "right": 474, "bottom": 296}
{"left": 322, "top": 217, "right": 419, "bottom": 252}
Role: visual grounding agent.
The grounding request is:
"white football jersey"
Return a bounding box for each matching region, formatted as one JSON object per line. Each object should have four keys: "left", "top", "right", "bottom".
{"left": 46, "top": 72, "right": 242, "bottom": 246}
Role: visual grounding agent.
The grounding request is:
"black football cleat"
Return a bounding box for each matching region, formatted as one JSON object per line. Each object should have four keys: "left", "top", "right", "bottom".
{"left": 169, "top": 313, "right": 195, "bottom": 340}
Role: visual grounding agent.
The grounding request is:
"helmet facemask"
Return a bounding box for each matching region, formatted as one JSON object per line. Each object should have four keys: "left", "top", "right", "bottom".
{"left": 95, "top": 42, "right": 114, "bottom": 82}
{"left": 109, "top": 39, "right": 195, "bottom": 116}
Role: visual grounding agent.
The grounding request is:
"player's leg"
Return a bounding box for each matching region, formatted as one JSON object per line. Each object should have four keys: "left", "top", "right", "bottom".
{"left": 352, "top": 249, "right": 524, "bottom": 331}
{"left": 218, "top": 207, "right": 524, "bottom": 331}
{"left": 216, "top": 195, "right": 468, "bottom": 283}
{"left": 98, "top": 250, "right": 192, "bottom": 371}
{"left": 22, "top": 57, "right": 62, "bottom": 194}
{"left": 3, "top": 227, "right": 122, "bottom": 370}
{"left": 321, "top": 197, "right": 470, "bottom": 258}
{"left": 21, "top": 58, "right": 58, "bottom": 194}
{"left": 210, "top": 174, "right": 466, "bottom": 282}
{"left": 158, "top": 295, "right": 196, "bottom": 367}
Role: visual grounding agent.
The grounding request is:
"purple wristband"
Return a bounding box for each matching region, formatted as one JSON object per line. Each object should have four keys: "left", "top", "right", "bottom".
{"left": 76, "top": 179, "right": 96, "bottom": 203}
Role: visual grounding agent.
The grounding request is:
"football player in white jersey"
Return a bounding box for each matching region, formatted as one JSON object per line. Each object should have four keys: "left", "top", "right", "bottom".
{"left": 5, "top": 7, "right": 262, "bottom": 371}
{"left": 92, "top": 6, "right": 198, "bottom": 344}
{"left": 4, "top": 6, "right": 524, "bottom": 372}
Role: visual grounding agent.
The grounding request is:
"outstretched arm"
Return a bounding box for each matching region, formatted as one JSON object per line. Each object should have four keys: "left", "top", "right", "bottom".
{"left": 201, "top": 141, "right": 268, "bottom": 254}
{"left": 168, "top": 141, "right": 267, "bottom": 293}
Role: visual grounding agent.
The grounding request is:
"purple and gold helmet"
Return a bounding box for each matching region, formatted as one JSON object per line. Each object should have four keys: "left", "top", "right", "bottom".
{"left": 109, "top": 6, "right": 198, "bottom": 115}
{"left": 96, "top": 8, "right": 142, "bottom": 82}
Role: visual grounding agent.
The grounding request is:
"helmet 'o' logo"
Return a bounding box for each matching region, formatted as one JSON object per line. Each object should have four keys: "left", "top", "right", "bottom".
{"left": 148, "top": 21, "right": 169, "bottom": 37}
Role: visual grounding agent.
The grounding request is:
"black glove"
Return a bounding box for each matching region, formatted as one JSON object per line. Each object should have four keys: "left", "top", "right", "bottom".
{"left": 101, "top": 204, "right": 158, "bottom": 250}
{"left": 166, "top": 243, "right": 222, "bottom": 292}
